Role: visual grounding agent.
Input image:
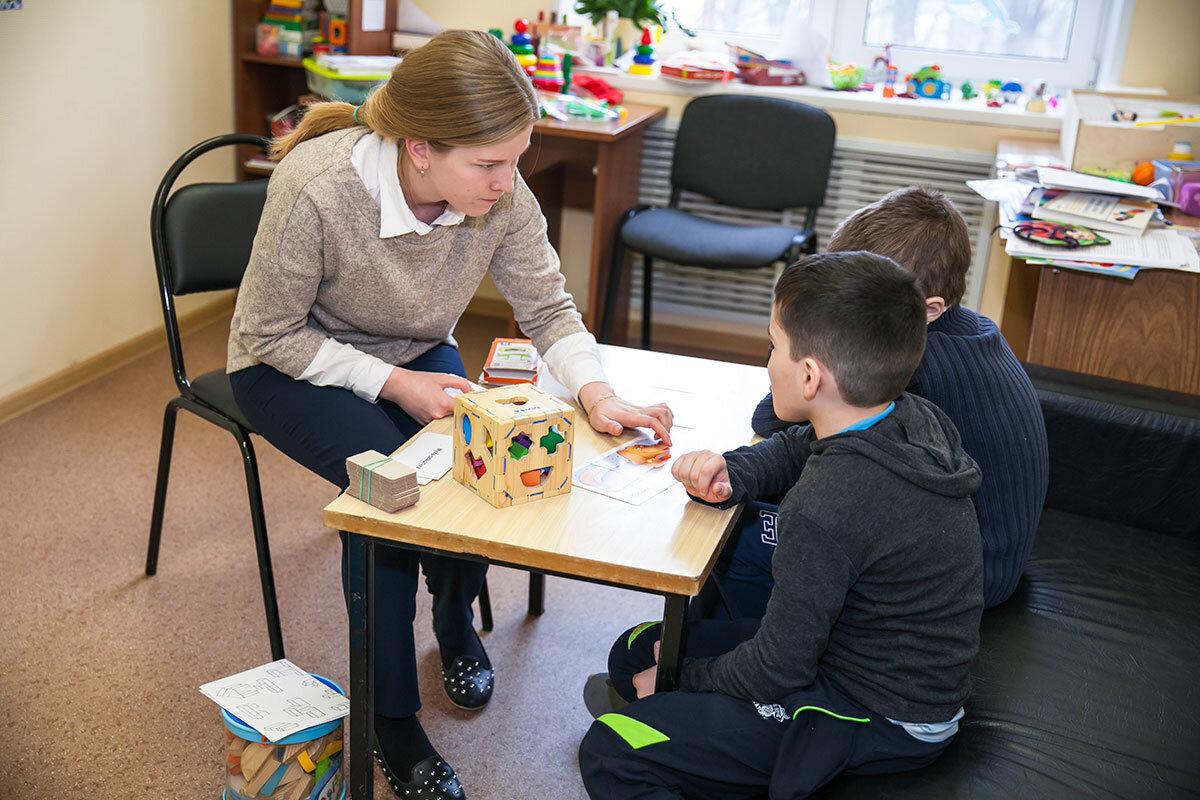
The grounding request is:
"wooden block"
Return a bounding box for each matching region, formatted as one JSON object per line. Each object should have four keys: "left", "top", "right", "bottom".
{"left": 244, "top": 754, "right": 282, "bottom": 796}
{"left": 239, "top": 742, "right": 273, "bottom": 782}
{"left": 453, "top": 384, "right": 575, "bottom": 509}
{"left": 278, "top": 775, "right": 315, "bottom": 800}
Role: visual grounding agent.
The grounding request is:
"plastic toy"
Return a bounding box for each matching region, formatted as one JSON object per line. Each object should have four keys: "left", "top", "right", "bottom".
{"left": 983, "top": 79, "right": 1003, "bottom": 107}
{"left": 1112, "top": 109, "right": 1138, "bottom": 122}
{"left": 532, "top": 51, "right": 564, "bottom": 92}
{"left": 1013, "top": 221, "right": 1110, "bottom": 248}
{"left": 508, "top": 18, "right": 537, "bottom": 74}
{"left": 828, "top": 62, "right": 865, "bottom": 90}
{"left": 1025, "top": 81, "right": 1048, "bottom": 113}
{"left": 629, "top": 26, "right": 656, "bottom": 76}
{"left": 906, "top": 65, "right": 950, "bottom": 99}
{"left": 881, "top": 63, "right": 897, "bottom": 97}
{"left": 1000, "top": 81, "right": 1023, "bottom": 104}
{"left": 1132, "top": 161, "right": 1155, "bottom": 185}
{"left": 961, "top": 81, "right": 977, "bottom": 100}
{"left": 453, "top": 384, "right": 575, "bottom": 508}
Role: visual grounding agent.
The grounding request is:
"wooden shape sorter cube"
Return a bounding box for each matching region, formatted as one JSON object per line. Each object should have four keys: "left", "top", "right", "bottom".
{"left": 453, "top": 384, "right": 575, "bottom": 508}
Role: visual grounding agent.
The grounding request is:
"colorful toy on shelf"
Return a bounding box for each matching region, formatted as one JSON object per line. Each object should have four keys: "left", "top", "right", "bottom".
{"left": 905, "top": 65, "right": 950, "bottom": 100}
{"left": 881, "top": 63, "right": 898, "bottom": 97}
{"left": 1000, "top": 81, "right": 1023, "bottom": 104}
{"left": 508, "top": 18, "right": 537, "bottom": 74}
{"left": 453, "top": 385, "right": 575, "bottom": 509}
{"left": 983, "top": 79, "right": 1003, "bottom": 108}
{"left": 488, "top": 27, "right": 504, "bottom": 40}
{"left": 828, "top": 62, "right": 865, "bottom": 91}
{"left": 532, "top": 51, "right": 564, "bottom": 92}
{"left": 961, "top": 81, "right": 977, "bottom": 100}
{"left": 628, "top": 26, "right": 656, "bottom": 76}
{"left": 1025, "top": 81, "right": 1048, "bottom": 113}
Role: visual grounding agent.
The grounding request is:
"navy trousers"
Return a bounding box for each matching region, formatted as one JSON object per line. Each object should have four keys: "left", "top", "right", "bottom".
{"left": 579, "top": 619, "right": 950, "bottom": 799}
{"left": 229, "top": 344, "right": 487, "bottom": 717}
{"left": 689, "top": 501, "right": 780, "bottom": 622}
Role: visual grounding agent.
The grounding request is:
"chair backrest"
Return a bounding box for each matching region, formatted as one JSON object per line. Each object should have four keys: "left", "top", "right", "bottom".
{"left": 151, "top": 133, "right": 270, "bottom": 395}
{"left": 670, "top": 95, "right": 836, "bottom": 212}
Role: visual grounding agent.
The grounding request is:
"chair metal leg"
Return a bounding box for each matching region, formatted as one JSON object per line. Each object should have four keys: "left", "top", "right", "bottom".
{"left": 641, "top": 255, "right": 654, "bottom": 351}
{"left": 235, "top": 429, "right": 286, "bottom": 660}
{"left": 528, "top": 571, "right": 545, "bottom": 616}
{"left": 478, "top": 576, "right": 494, "bottom": 632}
{"left": 145, "top": 398, "right": 181, "bottom": 576}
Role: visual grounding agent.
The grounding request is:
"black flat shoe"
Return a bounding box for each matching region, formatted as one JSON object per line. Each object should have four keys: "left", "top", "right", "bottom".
{"left": 374, "top": 751, "right": 466, "bottom": 800}
{"left": 441, "top": 655, "right": 494, "bottom": 710}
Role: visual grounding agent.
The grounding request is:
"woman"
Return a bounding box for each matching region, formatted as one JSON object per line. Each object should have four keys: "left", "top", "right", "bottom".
{"left": 227, "top": 29, "right": 672, "bottom": 800}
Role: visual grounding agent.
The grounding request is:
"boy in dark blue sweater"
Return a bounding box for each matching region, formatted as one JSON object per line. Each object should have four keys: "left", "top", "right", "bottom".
{"left": 720, "top": 187, "right": 1047, "bottom": 612}
{"left": 579, "top": 253, "right": 984, "bottom": 799}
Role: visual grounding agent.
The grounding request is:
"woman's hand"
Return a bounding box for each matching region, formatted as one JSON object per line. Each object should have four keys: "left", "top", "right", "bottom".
{"left": 580, "top": 382, "right": 673, "bottom": 445}
{"left": 379, "top": 367, "right": 473, "bottom": 425}
{"left": 671, "top": 450, "right": 732, "bottom": 503}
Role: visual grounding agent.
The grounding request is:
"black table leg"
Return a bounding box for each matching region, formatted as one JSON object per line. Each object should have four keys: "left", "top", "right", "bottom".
{"left": 347, "top": 533, "right": 374, "bottom": 800}
{"left": 655, "top": 594, "right": 689, "bottom": 692}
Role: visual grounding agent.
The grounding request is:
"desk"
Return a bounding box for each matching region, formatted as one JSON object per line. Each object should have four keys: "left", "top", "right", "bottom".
{"left": 520, "top": 103, "right": 667, "bottom": 342}
{"left": 986, "top": 139, "right": 1200, "bottom": 396}
{"left": 324, "top": 344, "right": 768, "bottom": 800}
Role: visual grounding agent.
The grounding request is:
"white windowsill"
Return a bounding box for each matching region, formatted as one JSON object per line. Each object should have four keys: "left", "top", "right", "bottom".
{"left": 577, "top": 67, "right": 1064, "bottom": 132}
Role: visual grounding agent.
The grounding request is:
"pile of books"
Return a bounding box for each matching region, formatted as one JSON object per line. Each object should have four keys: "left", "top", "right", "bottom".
{"left": 969, "top": 167, "right": 1200, "bottom": 280}
{"left": 255, "top": 0, "right": 318, "bottom": 59}
{"left": 479, "top": 338, "right": 540, "bottom": 386}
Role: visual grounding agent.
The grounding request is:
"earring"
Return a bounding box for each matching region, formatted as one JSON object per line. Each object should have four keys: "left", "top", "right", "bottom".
{"left": 419, "top": 168, "right": 427, "bottom": 176}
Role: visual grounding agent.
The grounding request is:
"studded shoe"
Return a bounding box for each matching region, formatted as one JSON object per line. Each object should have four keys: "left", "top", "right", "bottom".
{"left": 441, "top": 655, "right": 494, "bottom": 710}
{"left": 374, "top": 751, "right": 466, "bottom": 800}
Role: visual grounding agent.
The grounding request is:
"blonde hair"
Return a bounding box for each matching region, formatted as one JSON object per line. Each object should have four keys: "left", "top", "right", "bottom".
{"left": 271, "top": 29, "right": 539, "bottom": 160}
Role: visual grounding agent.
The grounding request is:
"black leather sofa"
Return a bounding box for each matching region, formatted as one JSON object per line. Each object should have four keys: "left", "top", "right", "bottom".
{"left": 822, "top": 365, "right": 1200, "bottom": 800}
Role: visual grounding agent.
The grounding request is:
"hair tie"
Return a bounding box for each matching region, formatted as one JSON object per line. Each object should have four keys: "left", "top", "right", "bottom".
{"left": 353, "top": 104, "right": 363, "bottom": 124}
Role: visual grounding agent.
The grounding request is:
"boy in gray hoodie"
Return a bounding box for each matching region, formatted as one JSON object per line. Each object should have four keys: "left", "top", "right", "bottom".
{"left": 578, "top": 252, "right": 984, "bottom": 799}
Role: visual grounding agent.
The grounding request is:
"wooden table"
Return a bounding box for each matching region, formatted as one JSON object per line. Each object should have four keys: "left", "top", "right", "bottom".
{"left": 324, "top": 345, "right": 769, "bottom": 800}
{"left": 520, "top": 103, "right": 668, "bottom": 342}
{"left": 987, "top": 139, "right": 1200, "bottom": 396}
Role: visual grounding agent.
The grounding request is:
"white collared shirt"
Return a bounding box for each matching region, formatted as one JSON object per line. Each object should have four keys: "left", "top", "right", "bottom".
{"left": 296, "top": 132, "right": 609, "bottom": 404}
{"left": 351, "top": 132, "right": 465, "bottom": 237}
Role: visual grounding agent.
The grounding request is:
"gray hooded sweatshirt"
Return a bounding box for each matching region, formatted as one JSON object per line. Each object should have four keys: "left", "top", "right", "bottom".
{"left": 680, "top": 393, "right": 984, "bottom": 723}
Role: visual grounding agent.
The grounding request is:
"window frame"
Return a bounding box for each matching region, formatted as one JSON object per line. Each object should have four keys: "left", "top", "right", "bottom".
{"left": 824, "top": 0, "right": 1113, "bottom": 88}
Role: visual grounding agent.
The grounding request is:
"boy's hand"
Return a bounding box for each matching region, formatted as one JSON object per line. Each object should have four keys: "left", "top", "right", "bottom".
{"left": 631, "top": 641, "right": 661, "bottom": 699}
{"left": 672, "top": 450, "right": 732, "bottom": 503}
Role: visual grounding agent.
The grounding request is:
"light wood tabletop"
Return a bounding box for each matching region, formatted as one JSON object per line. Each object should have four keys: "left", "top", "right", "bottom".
{"left": 324, "top": 345, "right": 770, "bottom": 596}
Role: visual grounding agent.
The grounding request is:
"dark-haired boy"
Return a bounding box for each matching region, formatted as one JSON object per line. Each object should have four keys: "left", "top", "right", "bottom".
{"left": 727, "top": 186, "right": 1047, "bottom": 613}
{"left": 578, "top": 252, "right": 984, "bottom": 799}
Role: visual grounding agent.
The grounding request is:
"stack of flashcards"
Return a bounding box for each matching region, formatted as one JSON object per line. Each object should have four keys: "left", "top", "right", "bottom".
{"left": 345, "top": 450, "right": 420, "bottom": 513}
{"left": 481, "top": 337, "right": 540, "bottom": 385}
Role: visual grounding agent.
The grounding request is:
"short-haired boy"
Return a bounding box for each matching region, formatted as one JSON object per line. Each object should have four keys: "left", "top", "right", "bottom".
{"left": 727, "top": 186, "right": 1047, "bottom": 614}
{"left": 578, "top": 252, "right": 984, "bottom": 799}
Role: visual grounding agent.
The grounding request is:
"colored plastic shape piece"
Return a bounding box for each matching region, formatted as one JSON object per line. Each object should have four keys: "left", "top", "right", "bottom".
{"left": 540, "top": 426, "right": 565, "bottom": 454}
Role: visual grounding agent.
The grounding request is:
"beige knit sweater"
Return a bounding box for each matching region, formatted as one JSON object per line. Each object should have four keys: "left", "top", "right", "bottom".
{"left": 227, "top": 127, "right": 586, "bottom": 377}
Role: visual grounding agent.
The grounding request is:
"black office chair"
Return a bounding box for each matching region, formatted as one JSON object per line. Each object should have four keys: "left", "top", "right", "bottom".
{"left": 144, "top": 135, "right": 535, "bottom": 656}
{"left": 599, "top": 95, "right": 836, "bottom": 349}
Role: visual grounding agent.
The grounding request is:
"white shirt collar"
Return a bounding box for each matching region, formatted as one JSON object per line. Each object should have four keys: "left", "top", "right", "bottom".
{"left": 350, "top": 132, "right": 465, "bottom": 238}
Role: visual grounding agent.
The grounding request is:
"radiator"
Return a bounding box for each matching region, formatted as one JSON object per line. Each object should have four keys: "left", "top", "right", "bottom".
{"left": 630, "top": 123, "right": 996, "bottom": 328}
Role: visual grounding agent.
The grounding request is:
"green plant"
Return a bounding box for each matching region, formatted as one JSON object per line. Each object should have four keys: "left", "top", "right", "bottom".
{"left": 574, "top": 0, "right": 666, "bottom": 28}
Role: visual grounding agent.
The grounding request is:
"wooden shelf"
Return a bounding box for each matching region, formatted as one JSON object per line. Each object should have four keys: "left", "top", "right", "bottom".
{"left": 232, "top": 0, "right": 398, "bottom": 180}
{"left": 240, "top": 52, "right": 304, "bottom": 68}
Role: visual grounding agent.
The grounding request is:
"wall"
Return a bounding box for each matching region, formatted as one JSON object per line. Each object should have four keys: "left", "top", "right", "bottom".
{"left": 0, "top": 2, "right": 235, "bottom": 405}
{"left": 1120, "top": 0, "right": 1200, "bottom": 96}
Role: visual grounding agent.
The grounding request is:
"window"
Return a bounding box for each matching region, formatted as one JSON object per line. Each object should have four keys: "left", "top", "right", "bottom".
{"left": 832, "top": 0, "right": 1109, "bottom": 87}
{"left": 660, "top": 0, "right": 1117, "bottom": 88}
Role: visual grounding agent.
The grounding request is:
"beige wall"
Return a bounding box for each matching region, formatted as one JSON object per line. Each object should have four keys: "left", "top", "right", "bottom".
{"left": 1121, "top": 0, "right": 1200, "bottom": 96}
{"left": 0, "top": 1, "right": 235, "bottom": 402}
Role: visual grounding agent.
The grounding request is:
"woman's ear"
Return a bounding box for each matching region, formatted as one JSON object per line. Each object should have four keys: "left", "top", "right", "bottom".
{"left": 405, "top": 139, "right": 431, "bottom": 172}
{"left": 925, "top": 296, "right": 947, "bottom": 324}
